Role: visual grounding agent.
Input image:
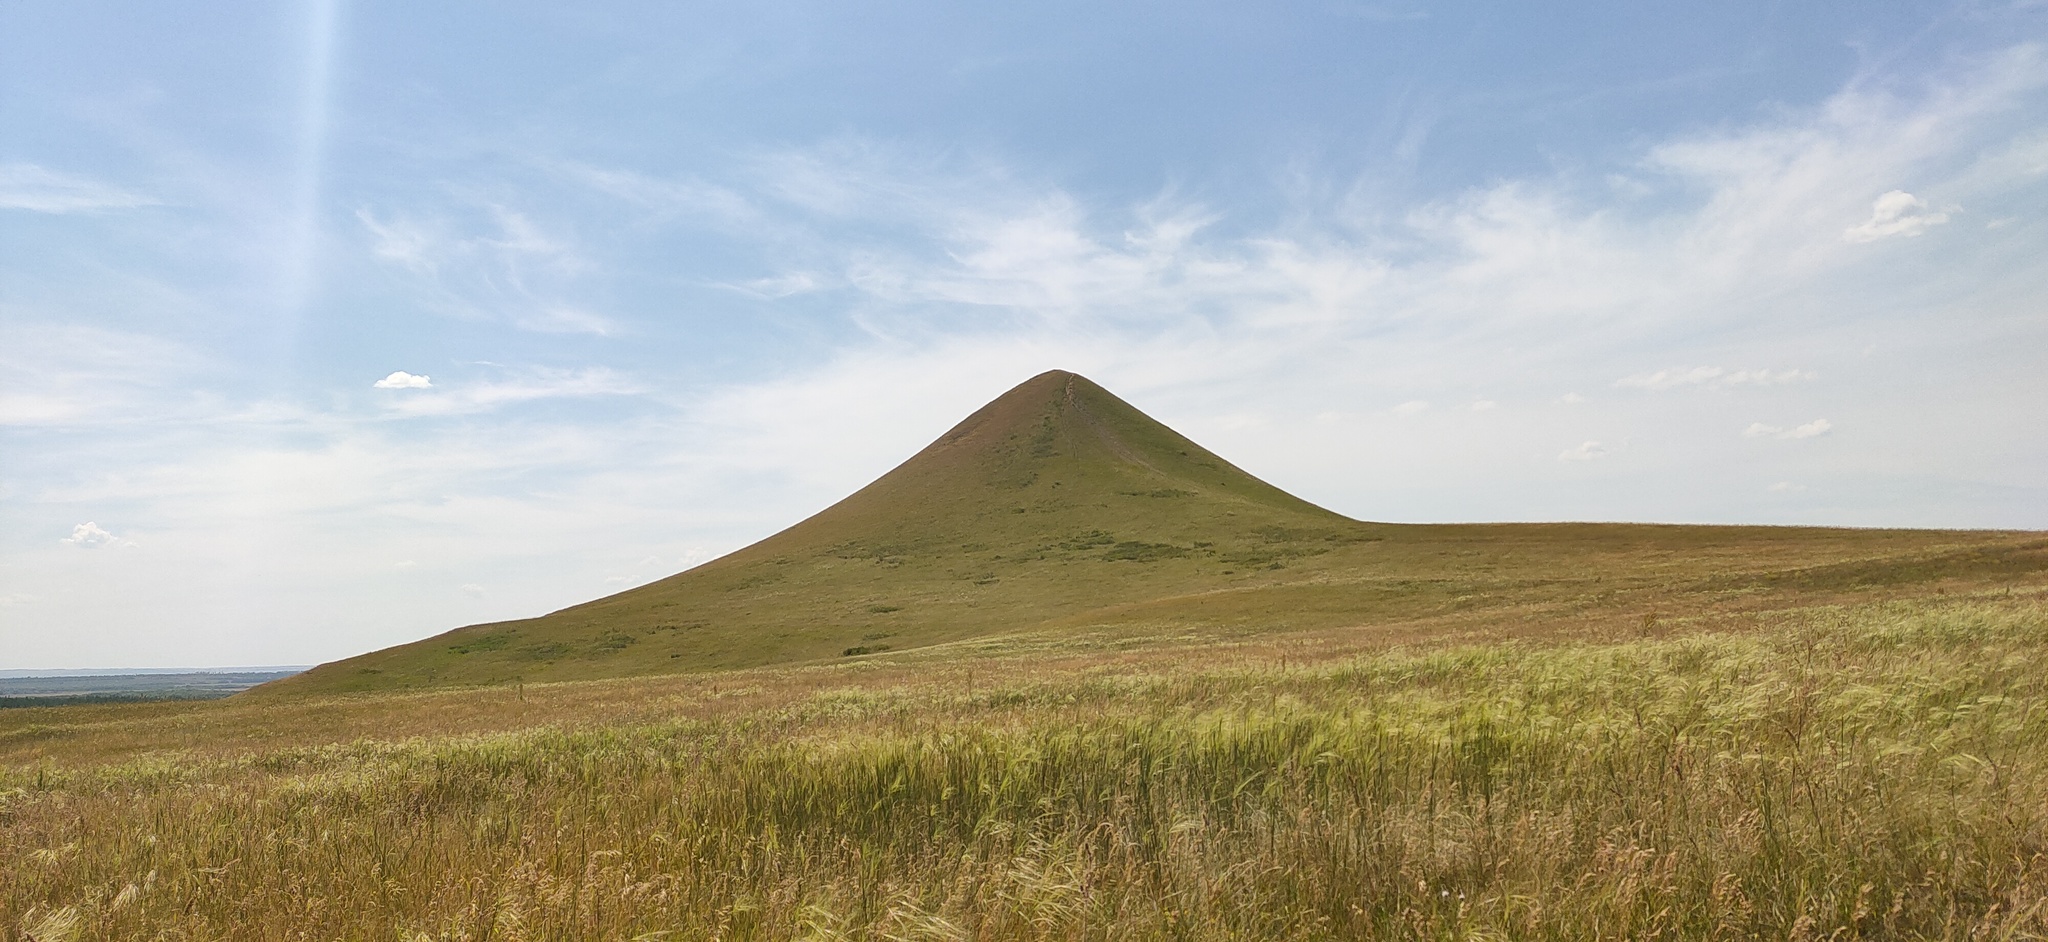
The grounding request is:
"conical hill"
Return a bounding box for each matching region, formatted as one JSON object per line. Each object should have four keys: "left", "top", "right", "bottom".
{"left": 275, "top": 371, "right": 1369, "bottom": 692}
{"left": 268, "top": 369, "right": 2048, "bottom": 697}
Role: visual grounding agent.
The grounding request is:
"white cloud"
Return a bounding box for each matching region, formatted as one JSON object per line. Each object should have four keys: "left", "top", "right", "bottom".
{"left": 1785, "top": 418, "right": 1833, "bottom": 439}
{"left": 460, "top": 583, "right": 485, "bottom": 598}
{"left": 0, "top": 164, "right": 157, "bottom": 214}
{"left": 1844, "top": 190, "right": 1951, "bottom": 242}
{"left": 726, "top": 272, "right": 824, "bottom": 299}
{"left": 1558, "top": 441, "right": 1606, "bottom": 462}
{"left": 381, "top": 367, "right": 642, "bottom": 417}
{"left": 1720, "top": 368, "right": 1815, "bottom": 386}
{"left": 1617, "top": 366, "right": 1813, "bottom": 390}
{"left": 1392, "top": 400, "right": 1430, "bottom": 415}
{"left": 1559, "top": 393, "right": 1586, "bottom": 404}
{"left": 0, "top": 593, "right": 35, "bottom": 607}
{"left": 1745, "top": 418, "right": 1832, "bottom": 440}
{"left": 1769, "top": 481, "right": 1807, "bottom": 492}
{"left": 1469, "top": 400, "right": 1497, "bottom": 411}
{"left": 61, "top": 522, "right": 132, "bottom": 548}
{"left": 373, "top": 371, "right": 433, "bottom": 389}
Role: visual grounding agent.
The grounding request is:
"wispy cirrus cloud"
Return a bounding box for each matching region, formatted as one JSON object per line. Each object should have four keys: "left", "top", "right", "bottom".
{"left": 1558, "top": 441, "right": 1607, "bottom": 462}
{"left": 723, "top": 272, "right": 825, "bottom": 299}
{"left": 379, "top": 367, "right": 643, "bottom": 417}
{"left": 356, "top": 209, "right": 441, "bottom": 274}
{"left": 1744, "top": 418, "right": 1833, "bottom": 440}
{"left": 0, "top": 164, "right": 158, "bottom": 214}
{"left": 548, "top": 160, "right": 759, "bottom": 224}
{"left": 1616, "top": 367, "right": 1815, "bottom": 390}
{"left": 0, "top": 324, "right": 206, "bottom": 427}
{"left": 356, "top": 204, "right": 613, "bottom": 335}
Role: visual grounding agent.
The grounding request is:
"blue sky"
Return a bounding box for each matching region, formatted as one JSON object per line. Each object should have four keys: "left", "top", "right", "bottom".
{"left": 4, "top": 1, "right": 2046, "bottom": 669}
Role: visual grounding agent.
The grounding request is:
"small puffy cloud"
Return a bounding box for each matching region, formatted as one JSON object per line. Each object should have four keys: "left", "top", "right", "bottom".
{"left": 0, "top": 163, "right": 157, "bottom": 214}
{"left": 460, "top": 583, "right": 485, "bottom": 598}
{"left": 1559, "top": 393, "right": 1586, "bottom": 404}
{"left": 1617, "top": 367, "right": 1812, "bottom": 391}
{"left": 1391, "top": 400, "right": 1430, "bottom": 415}
{"left": 1469, "top": 399, "right": 1497, "bottom": 411}
{"left": 1769, "top": 481, "right": 1807, "bottom": 492}
{"left": 1558, "top": 441, "right": 1606, "bottom": 462}
{"left": 1745, "top": 419, "right": 1832, "bottom": 440}
{"left": 373, "top": 371, "right": 433, "bottom": 389}
{"left": 0, "top": 593, "right": 37, "bottom": 606}
{"left": 1784, "top": 418, "right": 1832, "bottom": 439}
{"left": 61, "top": 521, "right": 131, "bottom": 547}
{"left": 1844, "top": 190, "right": 1950, "bottom": 243}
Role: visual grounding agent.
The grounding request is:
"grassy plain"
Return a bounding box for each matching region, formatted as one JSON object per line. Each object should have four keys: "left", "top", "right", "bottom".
{"left": 5, "top": 585, "right": 2048, "bottom": 940}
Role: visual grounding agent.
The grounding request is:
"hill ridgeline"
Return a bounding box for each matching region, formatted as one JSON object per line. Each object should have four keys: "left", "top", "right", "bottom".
{"left": 267, "top": 370, "right": 2046, "bottom": 696}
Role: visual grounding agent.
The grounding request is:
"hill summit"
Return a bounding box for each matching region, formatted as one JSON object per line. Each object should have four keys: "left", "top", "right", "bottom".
{"left": 276, "top": 371, "right": 1365, "bottom": 692}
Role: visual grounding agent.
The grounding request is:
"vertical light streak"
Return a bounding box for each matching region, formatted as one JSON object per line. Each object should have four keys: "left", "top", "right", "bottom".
{"left": 279, "top": 0, "right": 343, "bottom": 319}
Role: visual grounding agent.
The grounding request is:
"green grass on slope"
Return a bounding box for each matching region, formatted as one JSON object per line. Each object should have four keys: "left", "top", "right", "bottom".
{"left": 8, "top": 594, "right": 2047, "bottom": 940}
{"left": 268, "top": 371, "right": 2048, "bottom": 695}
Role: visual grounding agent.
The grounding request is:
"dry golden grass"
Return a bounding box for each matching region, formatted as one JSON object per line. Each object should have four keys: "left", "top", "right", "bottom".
{"left": 6, "top": 585, "right": 2048, "bottom": 940}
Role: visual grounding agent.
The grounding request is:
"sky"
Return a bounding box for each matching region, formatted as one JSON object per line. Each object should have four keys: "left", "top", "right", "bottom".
{"left": 3, "top": 1, "right": 2046, "bottom": 670}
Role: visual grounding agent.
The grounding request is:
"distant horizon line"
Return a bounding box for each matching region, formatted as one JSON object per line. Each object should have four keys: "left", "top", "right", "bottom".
{"left": 0, "top": 666, "right": 315, "bottom": 679}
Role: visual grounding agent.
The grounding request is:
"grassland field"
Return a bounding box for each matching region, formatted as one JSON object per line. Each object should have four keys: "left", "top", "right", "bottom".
{"left": 5, "top": 577, "right": 2048, "bottom": 940}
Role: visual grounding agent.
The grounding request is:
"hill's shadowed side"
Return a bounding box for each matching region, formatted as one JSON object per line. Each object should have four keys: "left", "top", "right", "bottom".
{"left": 266, "top": 371, "right": 2048, "bottom": 696}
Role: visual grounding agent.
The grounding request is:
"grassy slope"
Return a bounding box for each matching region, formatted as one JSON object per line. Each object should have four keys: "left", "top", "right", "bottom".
{"left": 271, "top": 370, "right": 2048, "bottom": 695}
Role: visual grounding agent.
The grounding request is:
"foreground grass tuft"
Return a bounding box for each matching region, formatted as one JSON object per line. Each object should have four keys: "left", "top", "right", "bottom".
{"left": 4, "top": 596, "right": 2047, "bottom": 939}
